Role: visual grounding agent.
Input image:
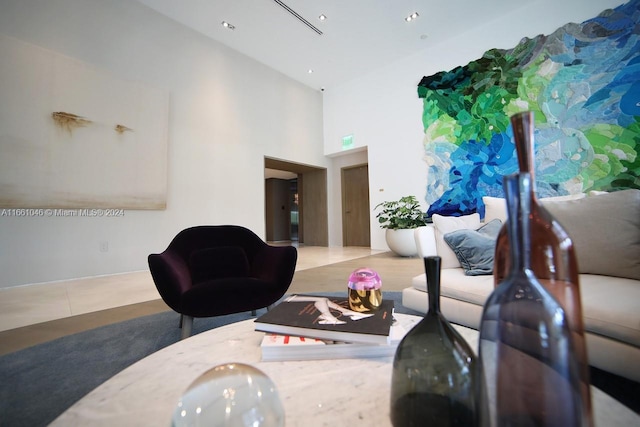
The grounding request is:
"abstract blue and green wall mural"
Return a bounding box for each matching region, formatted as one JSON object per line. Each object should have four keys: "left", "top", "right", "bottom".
{"left": 418, "top": 0, "right": 640, "bottom": 218}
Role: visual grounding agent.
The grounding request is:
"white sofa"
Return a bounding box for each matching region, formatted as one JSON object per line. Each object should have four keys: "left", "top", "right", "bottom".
{"left": 402, "top": 189, "right": 640, "bottom": 383}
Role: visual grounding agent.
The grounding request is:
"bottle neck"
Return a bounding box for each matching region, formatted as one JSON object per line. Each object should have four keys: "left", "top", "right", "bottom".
{"left": 424, "top": 256, "right": 441, "bottom": 313}
{"left": 511, "top": 111, "right": 537, "bottom": 195}
{"left": 504, "top": 173, "right": 533, "bottom": 273}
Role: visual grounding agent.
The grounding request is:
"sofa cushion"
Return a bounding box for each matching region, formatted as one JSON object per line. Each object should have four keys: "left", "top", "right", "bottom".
{"left": 432, "top": 213, "right": 481, "bottom": 269}
{"left": 580, "top": 274, "right": 640, "bottom": 348}
{"left": 482, "top": 193, "right": 586, "bottom": 223}
{"left": 411, "top": 269, "right": 495, "bottom": 306}
{"left": 443, "top": 219, "right": 502, "bottom": 276}
{"left": 540, "top": 193, "right": 587, "bottom": 202}
{"left": 189, "top": 246, "right": 250, "bottom": 283}
{"left": 411, "top": 270, "right": 640, "bottom": 348}
{"left": 542, "top": 189, "right": 640, "bottom": 281}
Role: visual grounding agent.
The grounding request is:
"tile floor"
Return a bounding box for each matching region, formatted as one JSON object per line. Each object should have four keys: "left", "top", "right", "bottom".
{"left": 0, "top": 245, "right": 383, "bottom": 332}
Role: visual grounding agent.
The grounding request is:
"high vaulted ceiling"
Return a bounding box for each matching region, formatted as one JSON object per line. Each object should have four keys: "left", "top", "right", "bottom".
{"left": 136, "top": 0, "right": 523, "bottom": 91}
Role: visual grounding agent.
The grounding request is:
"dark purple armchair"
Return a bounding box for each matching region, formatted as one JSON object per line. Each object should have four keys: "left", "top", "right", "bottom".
{"left": 148, "top": 225, "right": 297, "bottom": 339}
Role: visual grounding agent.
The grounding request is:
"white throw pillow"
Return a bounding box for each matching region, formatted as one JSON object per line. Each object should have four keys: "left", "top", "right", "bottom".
{"left": 482, "top": 196, "right": 507, "bottom": 223}
{"left": 432, "top": 213, "right": 481, "bottom": 269}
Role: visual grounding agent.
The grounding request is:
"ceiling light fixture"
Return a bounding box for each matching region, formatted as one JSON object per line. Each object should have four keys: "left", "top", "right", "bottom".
{"left": 221, "top": 21, "right": 235, "bottom": 30}
{"left": 405, "top": 12, "right": 419, "bottom": 22}
{"left": 308, "top": 69, "right": 314, "bottom": 74}
{"left": 318, "top": 14, "right": 327, "bottom": 21}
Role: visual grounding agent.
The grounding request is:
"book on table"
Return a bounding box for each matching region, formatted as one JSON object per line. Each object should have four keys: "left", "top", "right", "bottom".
{"left": 254, "top": 294, "right": 394, "bottom": 345}
{"left": 259, "top": 322, "right": 407, "bottom": 362}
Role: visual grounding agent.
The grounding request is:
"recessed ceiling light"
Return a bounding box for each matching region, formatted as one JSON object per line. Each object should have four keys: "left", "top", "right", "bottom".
{"left": 405, "top": 12, "right": 419, "bottom": 22}
{"left": 318, "top": 14, "right": 327, "bottom": 21}
{"left": 221, "top": 21, "right": 235, "bottom": 30}
{"left": 308, "top": 69, "right": 314, "bottom": 74}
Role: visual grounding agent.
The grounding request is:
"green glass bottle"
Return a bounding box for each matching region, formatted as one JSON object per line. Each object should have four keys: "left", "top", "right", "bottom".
{"left": 390, "top": 256, "right": 477, "bottom": 427}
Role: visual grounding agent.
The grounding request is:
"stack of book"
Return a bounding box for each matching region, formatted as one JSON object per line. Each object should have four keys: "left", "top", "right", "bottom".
{"left": 254, "top": 294, "right": 405, "bottom": 361}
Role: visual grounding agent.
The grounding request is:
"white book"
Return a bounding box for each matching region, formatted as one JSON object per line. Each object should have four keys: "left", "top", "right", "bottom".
{"left": 260, "top": 323, "right": 407, "bottom": 362}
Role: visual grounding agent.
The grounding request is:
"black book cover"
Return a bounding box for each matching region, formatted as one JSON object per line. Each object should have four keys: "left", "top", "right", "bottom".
{"left": 254, "top": 294, "right": 394, "bottom": 345}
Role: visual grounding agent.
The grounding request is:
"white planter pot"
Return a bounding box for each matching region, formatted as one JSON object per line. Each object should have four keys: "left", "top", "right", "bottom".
{"left": 385, "top": 228, "right": 418, "bottom": 257}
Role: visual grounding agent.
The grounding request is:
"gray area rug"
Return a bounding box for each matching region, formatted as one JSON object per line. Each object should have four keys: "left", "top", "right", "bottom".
{"left": 0, "top": 291, "right": 418, "bottom": 427}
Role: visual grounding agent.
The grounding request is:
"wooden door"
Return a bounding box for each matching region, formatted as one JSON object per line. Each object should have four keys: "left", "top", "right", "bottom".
{"left": 342, "top": 164, "right": 370, "bottom": 247}
{"left": 301, "top": 169, "right": 328, "bottom": 245}
{"left": 265, "top": 178, "right": 291, "bottom": 241}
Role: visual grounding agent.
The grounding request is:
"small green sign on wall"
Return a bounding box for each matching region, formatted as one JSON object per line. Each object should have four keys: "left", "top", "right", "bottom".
{"left": 342, "top": 134, "right": 354, "bottom": 150}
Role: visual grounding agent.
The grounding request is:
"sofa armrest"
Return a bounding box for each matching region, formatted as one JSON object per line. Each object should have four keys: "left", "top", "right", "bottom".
{"left": 414, "top": 225, "right": 438, "bottom": 258}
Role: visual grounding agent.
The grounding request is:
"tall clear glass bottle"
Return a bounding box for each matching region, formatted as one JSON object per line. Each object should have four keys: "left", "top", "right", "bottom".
{"left": 493, "top": 111, "right": 592, "bottom": 425}
{"left": 390, "top": 256, "right": 476, "bottom": 427}
{"left": 479, "top": 173, "right": 586, "bottom": 427}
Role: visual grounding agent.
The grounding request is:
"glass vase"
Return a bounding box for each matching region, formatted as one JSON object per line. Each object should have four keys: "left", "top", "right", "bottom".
{"left": 479, "top": 173, "right": 586, "bottom": 427}
{"left": 390, "top": 256, "right": 476, "bottom": 427}
{"left": 493, "top": 111, "right": 592, "bottom": 425}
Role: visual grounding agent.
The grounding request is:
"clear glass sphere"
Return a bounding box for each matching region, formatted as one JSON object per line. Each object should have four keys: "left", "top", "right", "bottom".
{"left": 172, "top": 363, "right": 284, "bottom": 427}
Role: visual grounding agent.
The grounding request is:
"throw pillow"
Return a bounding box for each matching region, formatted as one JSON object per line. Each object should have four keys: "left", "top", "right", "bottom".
{"left": 189, "top": 246, "right": 250, "bottom": 283}
{"left": 541, "top": 189, "right": 640, "bottom": 281}
{"left": 482, "top": 196, "right": 507, "bottom": 223}
{"left": 432, "top": 213, "right": 481, "bottom": 269}
{"left": 443, "top": 219, "right": 503, "bottom": 276}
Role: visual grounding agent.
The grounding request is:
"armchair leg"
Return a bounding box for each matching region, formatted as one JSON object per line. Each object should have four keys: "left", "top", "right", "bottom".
{"left": 180, "top": 315, "right": 193, "bottom": 340}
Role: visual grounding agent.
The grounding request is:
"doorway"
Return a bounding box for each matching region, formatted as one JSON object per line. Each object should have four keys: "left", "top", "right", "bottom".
{"left": 264, "top": 157, "right": 328, "bottom": 246}
{"left": 341, "top": 164, "right": 371, "bottom": 247}
{"left": 265, "top": 177, "right": 297, "bottom": 242}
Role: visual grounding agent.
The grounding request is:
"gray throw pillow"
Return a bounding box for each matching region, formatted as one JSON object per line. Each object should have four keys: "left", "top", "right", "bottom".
{"left": 443, "top": 219, "right": 503, "bottom": 276}
{"left": 541, "top": 189, "right": 640, "bottom": 280}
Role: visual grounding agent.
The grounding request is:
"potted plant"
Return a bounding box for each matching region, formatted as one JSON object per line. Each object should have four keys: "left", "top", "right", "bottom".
{"left": 374, "top": 195, "right": 427, "bottom": 257}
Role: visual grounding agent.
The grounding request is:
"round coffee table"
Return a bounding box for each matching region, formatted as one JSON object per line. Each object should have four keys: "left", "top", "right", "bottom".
{"left": 51, "top": 314, "right": 638, "bottom": 426}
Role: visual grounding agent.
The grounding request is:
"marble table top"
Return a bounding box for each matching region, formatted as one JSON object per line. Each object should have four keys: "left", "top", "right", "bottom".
{"left": 52, "top": 314, "right": 639, "bottom": 426}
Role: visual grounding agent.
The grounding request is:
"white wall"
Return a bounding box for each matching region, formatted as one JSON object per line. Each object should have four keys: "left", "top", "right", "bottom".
{"left": 0, "top": 0, "right": 625, "bottom": 287}
{"left": 323, "top": 0, "right": 624, "bottom": 251}
{"left": 0, "top": 0, "right": 327, "bottom": 288}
